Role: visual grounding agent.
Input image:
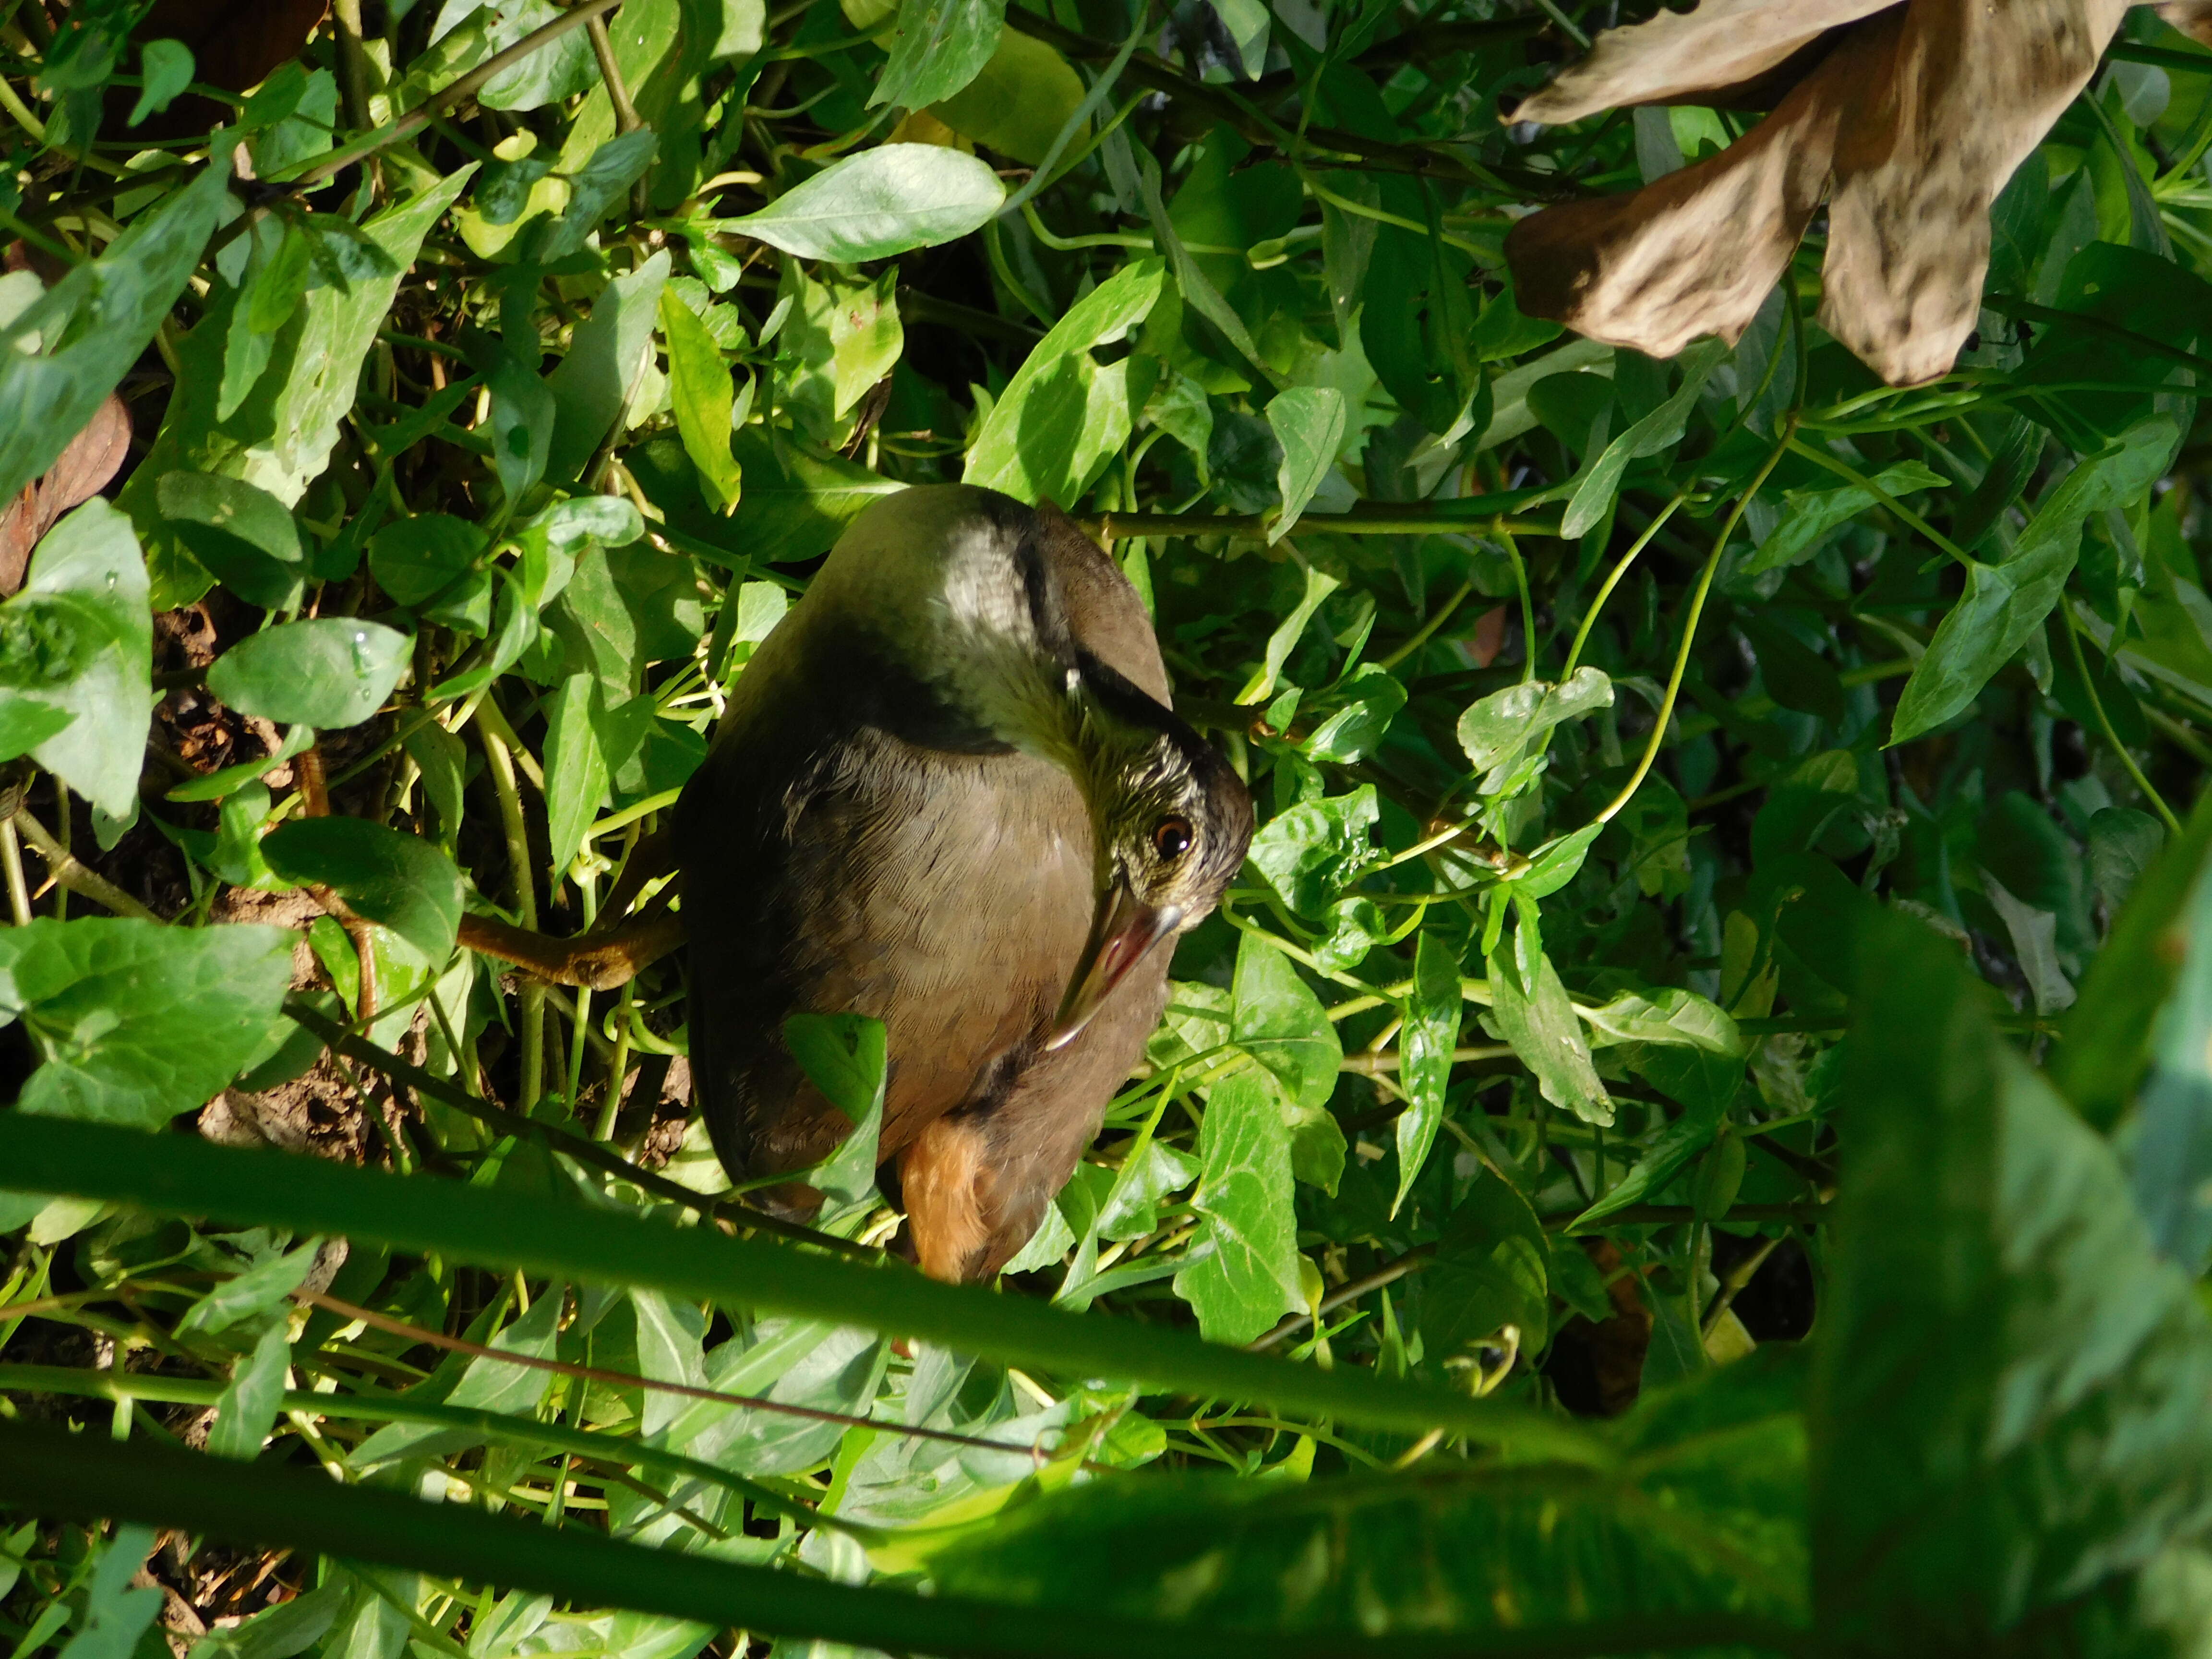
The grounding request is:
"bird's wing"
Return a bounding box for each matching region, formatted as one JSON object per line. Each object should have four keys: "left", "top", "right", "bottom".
{"left": 680, "top": 691, "right": 1098, "bottom": 1198}
{"left": 1033, "top": 506, "right": 1171, "bottom": 705}
{"left": 898, "top": 950, "right": 1171, "bottom": 1281}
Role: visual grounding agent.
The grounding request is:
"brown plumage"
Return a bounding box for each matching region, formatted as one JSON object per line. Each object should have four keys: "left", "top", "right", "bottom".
{"left": 675, "top": 485, "right": 1250, "bottom": 1281}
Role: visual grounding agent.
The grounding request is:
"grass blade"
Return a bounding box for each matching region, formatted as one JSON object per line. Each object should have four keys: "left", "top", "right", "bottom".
{"left": 0, "top": 1115, "right": 1601, "bottom": 1455}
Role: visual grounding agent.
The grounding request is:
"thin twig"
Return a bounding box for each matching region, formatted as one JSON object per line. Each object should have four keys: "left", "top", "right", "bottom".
{"left": 1248, "top": 1245, "right": 1438, "bottom": 1351}
{"left": 299, "top": 1290, "right": 1066, "bottom": 1459}
{"left": 0, "top": 818, "right": 31, "bottom": 925}
{"left": 291, "top": 0, "right": 630, "bottom": 189}
{"left": 9, "top": 809, "right": 157, "bottom": 922}
{"left": 280, "top": 1000, "right": 885, "bottom": 1260}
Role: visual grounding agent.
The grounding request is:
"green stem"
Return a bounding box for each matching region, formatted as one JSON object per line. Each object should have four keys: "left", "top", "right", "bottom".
{"left": 0, "top": 818, "right": 30, "bottom": 925}
{"left": 479, "top": 718, "right": 546, "bottom": 1112}
{"left": 1591, "top": 429, "right": 1794, "bottom": 828}
{"left": 595, "top": 985, "right": 635, "bottom": 1141}
{"left": 1375, "top": 580, "right": 1472, "bottom": 672}
{"left": 2063, "top": 603, "right": 2181, "bottom": 834}
{"left": 289, "top": 0, "right": 629, "bottom": 188}
{"left": 1783, "top": 435, "right": 1972, "bottom": 567}
{"left": 1562, "top": 492, "right": 1687, "bottom": 677}
{"left": 10, "top": 809, "right": 156, "bottom": 922}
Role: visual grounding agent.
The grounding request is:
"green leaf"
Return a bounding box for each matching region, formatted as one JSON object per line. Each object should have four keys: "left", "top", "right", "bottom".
{"left": 156, "top": 472, "right": 307, "bottom": 611}
{"left": 1172, "top": 1067, "right": 1302, "bottom": 1345}
{"left": 1230, "top": 931, "right": 1340, "bottom": 1113}
{"left": 927, "top": 1352, "right": 1808, "bottom": 1637}
{"left": 1558, "top": 341, "right": 1725, "bottom": 541}
{"left": 1486, "top": 922, "right": 1611, "bottom": 1125}
{"left": 0, "top": 1115, "right": 1597, "bottom": 1450}
{"left": 2055, "top": 789, "right": 2212, "bottom": 1129}
{"left": 1265, "top": 387, "right": 1346, "bottom": 543}
{"left": 526, "top": 129, "right": 659, "bottom": 263}
{"left": 932, "top": 31, "right": 1087, "bottom": 168}
{"left": 128, "top": 170, "right": 475, "bottom": 610}
{"left": 349, "top": 1288, "right": 566, "bottom": 1470}
{"left": 1517, "top": 821, "right": 1604, "bottom": 899}
{"left": 657, "top": 289, "right": 742, "bottom": 513}
{"left": 541, "top": 672, "right": 609, "bottom": 875}
{"left": 184, "top": 1584, "right": 345, "bottom": 1659}
{"left": 778, "top": 264, "right": 902, "bottom": 437}
{"left": 367, "top": 514, "right": 486, "bottom": 607}
{"left": 782, "top": 1012, "right": 888, "bottom": 1208}
{"left": 870, "top": 0, "right": 1004, "bottom": 110}
{"left": 261, "top": 819, "right": 465, "bottom": 964}
{"left": 1302, "top": 664, "right": 1404, "bottom": 765}
{"left": 2124, "top": 843, "right": 2212, "bottom": 1271}
{"left": 1247, "top": 785, "right": 1378, "bottom": 917}
{"left": 721, "top": 145, "right": 1006, "bottom": 262}
{"left": 129, "top": 39, "right": 194, "bottom": 124}
{"left": 176, "top": 1240, "right": 322, "bottom": 1337}
{"left": 1393, "top": 929, "right": 1463, "bottom": 1216}
{"left": 1235, "top": 560, "right": 1340, "bottom": 705}
{"left": 0, "top": 167, "right": 229, "bottom": 507}
{"left": 964, "top": 258, "right": 1165, "bottom": 507}
{"left": 56, "top": 1525, "right": 162, "bottom": 1659}
{"left": 1457, "top": 667, "right": 1613, "bottom": 776}
{"left": 1203, "top": 0, "right": 1269, "bottom": 75}
{"left": 1811, "top": 914, "right": 2212, "bottom": 1642}
{"left": 0, "top": 919, "right": 292, "bottom": 1128}
{"left": 1891, "top": 417, "right": 2180, "bottom": 745}
{"left": 1569, "top": 1108, "right": 1719, "bottom": 1231}
{"left": 1741, "top": 461, "right": 1949, "bottom": 578}
{"left": 480, "top": 337, "right": 557, "bottom": 510}
{"left": 207, "top": 618, "right": 412, "bottom": 731}
{"left": 0, "top": 500, "right": 152, "bottom": 820}
{"left": 1581, "top": 986, "right": 1743, "bottom": 1055}
{"left": 546, "top": 250, "right": 671, "bottom": 487}
{"left": 209, "top": 1321, "right": 292, "bottom": 1461}
{"left": 1420, "top": 1172, "right": 1550, "bottom": 1359}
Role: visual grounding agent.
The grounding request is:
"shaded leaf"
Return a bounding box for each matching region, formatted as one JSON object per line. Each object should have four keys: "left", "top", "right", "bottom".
{"left": 0, "top": 919, "right": 291, "bottom": 1127}
{"left": 207, "top": 618, "right": 413, "bottom": 731}
{"left": 261, "top": 818, "right": 465, "bottom": 963}
{"left": 1812, "top": 914, "right": 2212, "bottom": 1642}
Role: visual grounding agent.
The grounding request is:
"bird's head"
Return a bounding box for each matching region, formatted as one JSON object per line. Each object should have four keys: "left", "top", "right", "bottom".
{"left": 1047, "top": 661, "right": 1253, "bottom": 1050}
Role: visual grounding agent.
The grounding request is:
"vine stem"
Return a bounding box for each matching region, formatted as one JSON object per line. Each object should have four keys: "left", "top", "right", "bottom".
{"left": 1562, "top": 490, "right": 1687, "bottom": 678}
{"left": 290, "top": 0, "right": 629, "bottom": 190}
{"left": 1783, "top": 434, "right": 1973, "bottom": 567}
{"left": 1591, "top": 428, "right": 1795, "bottom": 829}
{"left": 9, "top": 809, "right": 157, "bottom": 922}
{"left": 2064, "top": 601, "right": 2181, "bottom": 834}
{"left": 1087, "top": 508, "right": 1558, "bottom": 541}
{"left": 478, "top": 715, "right": 547, "bottom": 1113}
{"left": 0, "top": 819, "right": 30, "bottom": 925}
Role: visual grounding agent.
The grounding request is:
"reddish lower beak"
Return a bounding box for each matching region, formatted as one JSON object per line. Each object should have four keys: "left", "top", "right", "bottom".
{"left": 1047, "top": 881, "right": 1181, "bottom": 1050}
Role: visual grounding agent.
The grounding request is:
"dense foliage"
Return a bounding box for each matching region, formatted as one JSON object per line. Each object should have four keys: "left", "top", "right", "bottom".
{"left": 4, "top": 0, "right": 2212, "bottom": 1650}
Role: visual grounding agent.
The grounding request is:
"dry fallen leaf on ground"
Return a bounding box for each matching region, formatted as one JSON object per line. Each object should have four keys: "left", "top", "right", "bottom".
{"left": 1503, "top": 0, "right": 2134, "bottom": 386}
{"left": 0, "top": 391, "right": 130, "bottom": 596}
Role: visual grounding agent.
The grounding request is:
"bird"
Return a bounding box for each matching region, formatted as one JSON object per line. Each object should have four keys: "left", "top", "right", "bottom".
{"left": 674, "top": 484, "right": 1253, "bottom": 1282}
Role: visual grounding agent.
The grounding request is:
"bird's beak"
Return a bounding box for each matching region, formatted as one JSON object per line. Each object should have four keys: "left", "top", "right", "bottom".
{"left": 1048, "top": 879, "right": 1182, "bottom": 1051}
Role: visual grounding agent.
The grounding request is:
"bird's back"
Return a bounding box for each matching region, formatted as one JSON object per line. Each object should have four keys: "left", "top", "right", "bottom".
{"left": 675, "top": 489, "right": 1174, "bottom": 1274}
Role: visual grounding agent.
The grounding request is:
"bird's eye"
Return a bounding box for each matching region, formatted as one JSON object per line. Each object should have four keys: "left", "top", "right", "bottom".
{"left": 1153, "top": 817, "right": 1193, "bottom": 860}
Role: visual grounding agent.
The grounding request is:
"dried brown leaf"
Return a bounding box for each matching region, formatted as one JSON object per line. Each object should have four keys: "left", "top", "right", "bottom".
{"left": 1506, "top": 0, "right": 2131, "bottom": 386}
{"left": 1514, "top": 0, "right": 1900, "bottom": 125}
{"left": 0, "top": 393, "right": 131, "bottom": 596}
{"left": 1507, "top": 19, "right": 1885, "bottom": 360}
{"left": 1820, "top": 0, "right": 2128, "bottom": 385}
